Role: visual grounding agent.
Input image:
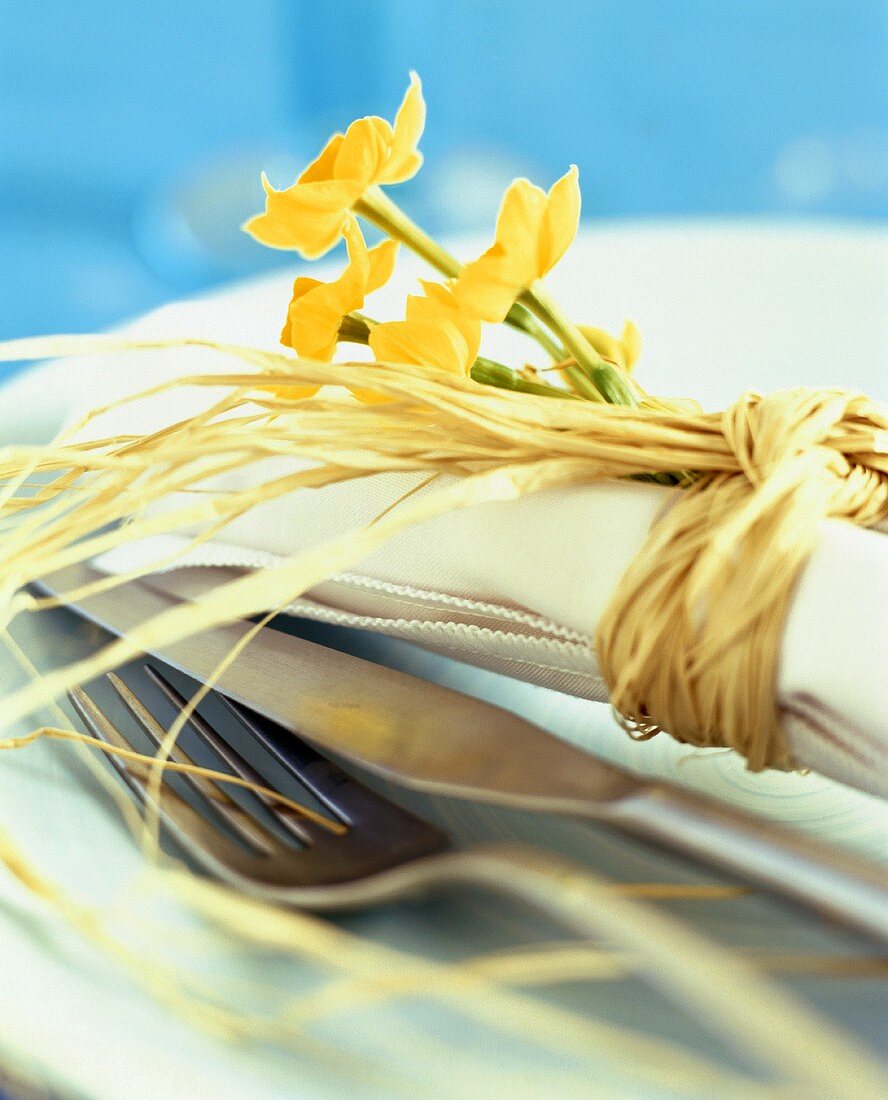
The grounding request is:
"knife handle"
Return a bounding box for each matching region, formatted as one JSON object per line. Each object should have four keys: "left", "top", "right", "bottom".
{"left": 606, "top": 783, "right": 888, "bottom": 943}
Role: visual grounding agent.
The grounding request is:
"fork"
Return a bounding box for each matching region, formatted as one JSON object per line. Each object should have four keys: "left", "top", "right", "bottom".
{"left": 66, "top": 663, "right": 690, "bottom": 924}
{"left": 69, "top": 665, "right": 453, "bottom": 899}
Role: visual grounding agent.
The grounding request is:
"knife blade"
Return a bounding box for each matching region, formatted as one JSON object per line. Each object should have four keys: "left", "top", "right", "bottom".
{"left": 34, "top": 562, "right": 888, "bottom": 941}
{"left": 36, "top": 563, "right": 638, "bottom": 810}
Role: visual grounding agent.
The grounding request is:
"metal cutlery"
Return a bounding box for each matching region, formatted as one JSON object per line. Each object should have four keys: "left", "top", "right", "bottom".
{"left": 69, "top": 664, "right": 451, "bottom": 899}
{"left": 66, "top": 662, "right": 648, "bottom": 922}
{"left": 39, "top": 562, "right": 888, "bottom": 941}
{"left": 61, "top": 666, "right": 888, "bottom": 1098}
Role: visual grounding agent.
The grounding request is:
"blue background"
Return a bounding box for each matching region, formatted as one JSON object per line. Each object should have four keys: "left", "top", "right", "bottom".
{"left": 0, "top": 0, "right": 885, "bottom": 383}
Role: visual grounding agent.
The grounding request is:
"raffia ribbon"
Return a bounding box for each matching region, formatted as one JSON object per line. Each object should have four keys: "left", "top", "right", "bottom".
{"left": 597, "top": 388, "right": 888, "bottom": 772}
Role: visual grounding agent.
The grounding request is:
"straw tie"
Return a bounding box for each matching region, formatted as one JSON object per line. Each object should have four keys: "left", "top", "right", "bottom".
{"left": 597, "top": 388, "right": 888, "bottom": 771}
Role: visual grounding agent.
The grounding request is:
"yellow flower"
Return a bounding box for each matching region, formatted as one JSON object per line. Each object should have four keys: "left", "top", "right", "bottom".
{"left": 454, "top": 166, "right": 581, "bottom": 322}
{"left": 244, "top": 73, "right": 425, "bottom": 259}
{"left": 368, "top": 281, "right": 481, "bottom": 376}
{"left": 280, "top": 216, "right": 398, "bottom": 360}
{"left": 577, "top": 320, "right": 642, "bottom": 373}
{"left": 259, "top": 217, "right": 397, "bottom": 400}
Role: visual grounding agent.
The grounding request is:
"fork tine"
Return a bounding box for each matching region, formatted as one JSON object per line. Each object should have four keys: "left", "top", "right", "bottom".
{"left": 69, "top": 674, "right": 453, "bottom": 893}
{"left": 219, "top": 694, "right": 422, "bottom": 828}
{"left": 143, "top": 664, "right": 327, "bottom": 843}
{"left": 68, "top": 685, "right": 268, "bottom": 867}
{"left": 68, "top": 685, "right": 156, "bottom": 799}
{"left": 102, "top": 674, "right": 283, "bottom": 856}
{"left": 146, "top": 667, "right": 455, "bottom": 871}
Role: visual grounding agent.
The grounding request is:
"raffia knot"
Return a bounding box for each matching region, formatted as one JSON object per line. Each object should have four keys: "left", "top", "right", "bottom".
{"left": 596, "top": 388, "right": 888, "bottom": 772}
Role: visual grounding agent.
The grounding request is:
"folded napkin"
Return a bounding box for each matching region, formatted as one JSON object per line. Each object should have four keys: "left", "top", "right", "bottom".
{"left": 47, "top": 229, "right": 887, "bottom": 798}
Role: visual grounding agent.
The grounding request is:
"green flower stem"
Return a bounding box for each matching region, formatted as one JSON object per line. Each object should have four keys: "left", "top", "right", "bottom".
{"left": 355, "top": 189, "right": 460, "bottom": 279}
{"left": 521, "top": 282, "right": 638, "bottom": 407}
{"left": 470, "top": 358, "right": 581, "bottom": 399}
{"left": 562, "top": 363, "right": 605, "bottom": 402}
{"left": 521, "top": 281, "right": 599, "bottom": 367}
{"left": 507, "top": 307, "right": 563, "bottom": 360}
{"left": 355, "top": 188, "right": 564, "bottom": 361}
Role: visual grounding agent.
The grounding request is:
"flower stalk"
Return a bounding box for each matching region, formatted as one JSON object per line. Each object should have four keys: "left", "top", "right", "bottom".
{"left": 470, "top": 358, "right": 581, "bottom": 399}
{"left": 521, "top": 282, "right": 637, "bottom": 407}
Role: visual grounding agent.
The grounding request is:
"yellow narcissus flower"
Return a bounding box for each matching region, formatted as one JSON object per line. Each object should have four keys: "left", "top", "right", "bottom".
{"left": 578, "top": 320, "right": 642, "bottom": 373}
{"left": 280, "top": 216, "right": 398, "bottom": 360}
{"left": 244, "top": 74, "right": 425, "bottom": 259}
{"left": 260, "top": 216, "right": 397, "bottom": 400}
{"left": 454, "top": 166, "right": 581, "bottom": 322}
{"left": 368, "top": 281, "right": 481, "bottom": 376}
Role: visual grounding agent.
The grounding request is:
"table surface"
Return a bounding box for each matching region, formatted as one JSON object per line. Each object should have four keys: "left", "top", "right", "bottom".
{"left": 0, "top": 222, "right": 886, "bottom": 1099}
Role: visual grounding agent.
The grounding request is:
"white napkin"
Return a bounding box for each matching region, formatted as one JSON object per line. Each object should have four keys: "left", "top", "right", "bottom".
{"left": 37, "top": 228, "right": 888, "bottom": 797}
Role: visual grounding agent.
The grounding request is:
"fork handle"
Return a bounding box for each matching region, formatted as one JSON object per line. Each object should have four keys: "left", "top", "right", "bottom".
{"left": 602, "top": 783, "right": 888, "bottom": 943}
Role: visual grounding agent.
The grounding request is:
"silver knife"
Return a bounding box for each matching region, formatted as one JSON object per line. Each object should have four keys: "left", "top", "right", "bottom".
{"left": 35, "top": 562, "right": 888, "bottom": 941}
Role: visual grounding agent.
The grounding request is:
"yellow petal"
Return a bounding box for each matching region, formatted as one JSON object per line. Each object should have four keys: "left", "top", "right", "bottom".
{"left": 408, "top": 281, "right": 454, "bottom": 327}
{"left": 453, "top": 178, "right": 547, "bottom": 322}
{"left": 578, "top": 324, "right": 623, "bottom": 366}
{"left": 243, "top": 173, "right": 359, "bottom": 258}
{"left": 333, "top": 116, "right": 392, "bottom": 189}
{"left": 246, "top": 73, "right": 425, "bottom": 261}
{"left": 454, "top": 170, "right": 582, "bottom": 320}
{"left": 298, "top": 134, "right": 345, "bottom": 184}
{"left": 288, "top": 275, "right": 324, "bottom": 306}
{"left": 348, "top": 386, "right": 392, "bottom": 406}
{"left": 495, "top": 178, "right": 548, "bottom": 262}
{"left": 620, "top": 319, "right": 642, "bottom": 372}
{"left": 537, "top": 165, "right": 581, "bottom": 276}
{"left": 453, "top": 247, "right": 523, "bottom": 323}
{"left": 282, "top": 289, "right": 343, "bottom": 361}
{"left": 339, "top": 214, "right": 371, "bottom": 288}
{"left": 279, "top": 277, "right": 322, "bottom": 347}
{"left": 365, "top": 238, "right": 399, "bottom": 293}
{"left": 259, "top": 381, "right": 323, "bottom": 401}
{"left": 369, "top": 318, "right": 469, "bottom": 375}
{"left": 411, "top": 281, "right": 481, "bottom": 364}
{"left": 281, "top": 218, "right": 377, "bottom": 359}
{"left": 378, "top": 72, "right": 426, "bottom": 185}
{"left": 578, "top": 319, "right": 642, "bottom": 372}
